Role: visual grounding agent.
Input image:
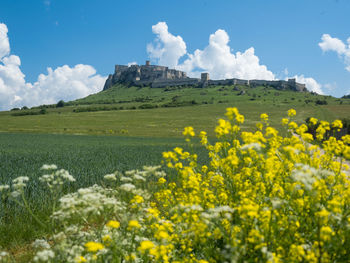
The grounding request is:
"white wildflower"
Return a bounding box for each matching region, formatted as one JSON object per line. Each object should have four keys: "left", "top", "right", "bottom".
{"left": 104, "top": 174, "right": 117, "bottom": 181}
{"left": 40, "top": 164, "right": 58, "bottom": 170}
{"left": 0, "top": 251, "right": 9, "bottom": 260}
{"left": 143, "top": 165, "right": 161, "bottom": 173}
{"left": 291, "top": 163, "right": 329, "bottom": 190}
{"left": 155, "top": 171, "right": 166, "bottom": 177}
{"left": 52, "top": 185, "right": 123, "bottom": 223}
{"left": 12, "top": 176, "right": 29, "bottom": 185}
{"left": 271, "top": 198, "right": 284, "bottom": 209}
{"left": 241, "top": 143, "right": 262, "bottom": 151}
{"left": 33, "top": 239, "right": 51, "bottom": 249}
{"left": 125, "top": 170, "right": 137, "bottom": 176}
{"left": 10, "top": 191, "right": 21, "bottom": 198}
{"left": 39, "top": 168, "right": 75, "bottom": 189}
{"left": 0, "top": 185, "right": 10, "bottom": 192}
{"left": 33, "top": 249, "right": 55, "bottom": 262}
{"left": 120, "top": 183, "right": 136, "bottom": 192}
{"left": 120, "top": 176, "right": 133, "bottom": 182}
{"left": 133, "top": 174, "right": 146, "bottom": 181}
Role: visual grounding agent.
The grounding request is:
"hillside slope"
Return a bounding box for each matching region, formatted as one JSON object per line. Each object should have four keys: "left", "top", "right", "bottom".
{"left": 1, "top": 84, "right": 349, "bottom": 137}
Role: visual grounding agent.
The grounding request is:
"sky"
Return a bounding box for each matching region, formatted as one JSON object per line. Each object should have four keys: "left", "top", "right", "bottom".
{"left": 0, "top": 0, "right": 350, "bottom": 110}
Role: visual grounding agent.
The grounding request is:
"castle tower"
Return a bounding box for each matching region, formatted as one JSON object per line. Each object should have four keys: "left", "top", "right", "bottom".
{"left": 201, "top": 73, "right": 209, "bottom": 82}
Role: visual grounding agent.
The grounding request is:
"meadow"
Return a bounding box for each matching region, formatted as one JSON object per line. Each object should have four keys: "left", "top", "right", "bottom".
{"left": 1, "top": 107, "right": 350, "bottom": 262}
{"left": 1, "top": 84, "right": 350, "bottom": 262}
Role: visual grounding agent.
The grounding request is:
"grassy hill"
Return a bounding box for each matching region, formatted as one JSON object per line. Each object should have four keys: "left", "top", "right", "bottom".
{"left": 1, "top": 84, "right": 350, "bottom": 137}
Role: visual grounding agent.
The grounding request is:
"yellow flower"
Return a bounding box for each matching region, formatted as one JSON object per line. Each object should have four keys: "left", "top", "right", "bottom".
{"left": 332, "top": 119, "right": 343, "bottom": 130}
{"left": 320, "top": 226, "right": 334, "bottom": 241}
{"left": 256, "top": 122, "right": 263, "bottom": 130}
{"left": 102, "top": 235, "right": 112, "bottom": 245}
{"left": 155, "top": 230, "right": 169, "bottom": 240}
{"left": 85, "top": 241, "right": 104, "bottom": 252}
{"left": 236, "top": 114, "right": 244, "bottom": 124}
{"left": 225, "top": 107, "right": 239, "bottom": 120}
{"left": 288, "top": 108, "right": 296, "bottom": 117}
{"left": 288, "top": 121, "right": 298, "bottom": 130}
{"left": 128, "top": 220, "right": 141, "bottom": 230}
{"left": 183, "top": 126, "right": 195, "bottom": 137}
{"left": 106, "top": 220, "right": 120, "bottom": 229}
{"left": 132, "top": 195, "right": 144, "bottom": 204}
{"left": 260, "top": 113, "right": 269, "bottom": 121}
{"left": 158, "top": 177, "right": 166, "bottom": 184}
{"left": 309, "top": 117, "right": 318, "bottom": 125}
{"left": 281, "top": 118, "right": 289, "bottom": 126}
{"left": 138, "top": 240, "right": 155, "bottom": 253}
{"left": 75, "top": 256, "right": 87, "bottom": 263}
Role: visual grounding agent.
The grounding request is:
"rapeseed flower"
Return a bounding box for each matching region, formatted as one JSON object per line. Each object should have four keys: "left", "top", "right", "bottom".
{"left": 106, "top": 220, "right": 120, "bottom": 229}
{"left": 84, "top": 242, "right": 104, "bottom": 252}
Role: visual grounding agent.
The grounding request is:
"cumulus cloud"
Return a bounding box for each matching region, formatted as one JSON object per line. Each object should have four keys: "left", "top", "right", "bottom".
{"left": 0, "top": 23, "right": 106, "bottom": 111}
{"left": 147, "top": 22, "right": 187, "bottom": 68}
{"left": 148, "top": 22, "right": 327, "bottom": 94}
{"left": 292, "top": 75, "right": 324, "bottom": 95}
{"left": 0, "top": 23, "right": 10, "bottom": 59}
{"left": 127, "top": 61, "right": 137, "bottom": 67}
{"left": 148, "top": 22, "right": 275, "bottom": 80}
{"left": 319, "top": 34, "right": 350, "bottom": 71}
{"left": 177, "top": 29, "right": 275, "bottom": 80}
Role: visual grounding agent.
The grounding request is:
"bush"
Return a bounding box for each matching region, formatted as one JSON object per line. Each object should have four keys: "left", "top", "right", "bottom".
{"left": 11, "top": 109, "right": 47, "bottom": 116}
{"left": 3, "top": 108, "right": 350, "bottom": 262}
{"left": 56, "top": 100, "right": 65, "bottom": 108}
{"left": 138, "top": 104, "right": 158, "bottom": 109}
{"left": 315, "top": 99, "right": 328, "bottom": 105}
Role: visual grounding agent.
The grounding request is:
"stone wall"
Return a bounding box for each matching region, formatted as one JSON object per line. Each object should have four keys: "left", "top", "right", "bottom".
{"left": 103, "top": 62, "right": 307, "bottom": 92}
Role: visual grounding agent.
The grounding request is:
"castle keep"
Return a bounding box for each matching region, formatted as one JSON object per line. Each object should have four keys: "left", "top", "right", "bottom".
{"left": 103, "top": 61, "right": 307, "bottom": 92}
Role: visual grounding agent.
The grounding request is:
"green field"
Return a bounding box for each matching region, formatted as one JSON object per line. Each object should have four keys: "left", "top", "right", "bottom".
{"left": 0, "top": 133, "right": 209, "bottom": 257}
{"left": 1, "top": 84, "right": 350, "bottom": 137}
{"left": 1, "top": 84, "right": 350, "bottom": 260}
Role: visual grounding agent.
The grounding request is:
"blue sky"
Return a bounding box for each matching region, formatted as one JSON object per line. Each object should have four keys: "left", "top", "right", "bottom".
{"left": 0, "top": 0, "right": 350, "bottom": 110}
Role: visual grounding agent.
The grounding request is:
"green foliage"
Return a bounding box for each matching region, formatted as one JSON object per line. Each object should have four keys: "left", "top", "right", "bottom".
{"left": 56, "top": 100, "right": 65, "bottom": 108}
{"left": 315, "top": 99, "right": 328, "bottom": 105}
{"left": 11, "top": 109, "right": 47, "bottom": 116}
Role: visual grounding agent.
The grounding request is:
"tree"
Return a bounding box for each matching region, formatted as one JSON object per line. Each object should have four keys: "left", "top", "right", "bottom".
{"left": 56, "top": 100, "right": 65, "bottom": 108}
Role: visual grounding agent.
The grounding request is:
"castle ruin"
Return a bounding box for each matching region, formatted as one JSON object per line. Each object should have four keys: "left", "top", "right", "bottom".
{"left": 103, "top": 61, "right": 307, "bottom": 92}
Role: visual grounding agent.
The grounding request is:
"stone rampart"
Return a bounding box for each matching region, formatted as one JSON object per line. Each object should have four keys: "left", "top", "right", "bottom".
{"left": 103, "top": 62, "right": 307, "bottom": 92}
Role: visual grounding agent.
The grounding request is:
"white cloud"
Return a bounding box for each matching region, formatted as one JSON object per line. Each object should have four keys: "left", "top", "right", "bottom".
{"left": 148, "top": 22, "right": 275, "bottom": 80}
{"left": 147, "top": 22, "right": 187, "bottom": 68}
{"left": 0, "top": 23, "right": 106, "bottom": 111}
{"left": 319, "top": 34, "right": 350, "bottom": 72}
{"left": 292, "top": 75, "right": 324, "bottom": 95}
{"left": 324, "top": 82, "right": 337, "bottom": 91}
{"left": 24, "top": 65, "right": 105, "bottom": 107}
{"left": 127, "top": 61, "right": 137, "bottom": 67}
{"left": 0, "top": 23, "right": 10, "bottom": 59}
{"left": 148, "top": 22, "right": 327, "bottom": 94}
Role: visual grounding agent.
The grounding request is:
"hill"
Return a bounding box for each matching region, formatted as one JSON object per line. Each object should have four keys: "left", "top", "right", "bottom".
{"left": 1, "top": 83, "right": 350, "bottom": 137}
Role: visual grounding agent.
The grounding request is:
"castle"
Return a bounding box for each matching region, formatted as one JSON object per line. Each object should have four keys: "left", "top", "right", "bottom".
{"left": 103, "top": 61, "right": 307, "bottom": 92}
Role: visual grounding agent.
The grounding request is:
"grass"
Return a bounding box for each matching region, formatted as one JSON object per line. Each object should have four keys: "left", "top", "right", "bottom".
{"left": 1, "top": 84, "right": 349, "bottom": 137}
{"left": 1, "top": 103, "right": 350, "bottom": 137}
{"left": 1, "top": 84, "right": 350, "bottom": 259}
{"left": 0, "top": 133, "right": 209, "bottom": 250}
